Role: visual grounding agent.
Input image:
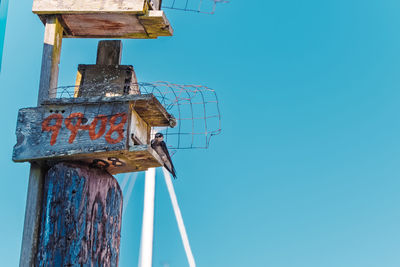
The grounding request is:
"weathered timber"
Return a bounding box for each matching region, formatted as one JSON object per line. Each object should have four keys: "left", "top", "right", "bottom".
{"left": 33, "top": 0, "right": 173, "bottom": 39}
{"left": 32, "top": 0, "right": 147, "bottom": 13}
{"left": 96, "top": 40, "right": 122, "bottom": 65}
{"left": 20, "top": 17, "right": 64, "bottom": 267}
{"left": 75, "top": 65, "right": 139, "bottom": 97}
{"left": 19, "top": 163, "right": 47, "bottom": 267}
{"left": 42, "top": 94, "right": 176, "bottom": 127}
{"left": 36, "top": 163, "right": 122, "bottom": 266}
{"left": 13, "top": 94, "right": 175, "bottom": 174}
{"left": 139, "top": 11, "right": 173, "bottom": 38}
{"left": 37, "top": 16, "right": 63, "bottom": 105}
{"left": 75, "top": 40, "right": 140, "bottom": 97}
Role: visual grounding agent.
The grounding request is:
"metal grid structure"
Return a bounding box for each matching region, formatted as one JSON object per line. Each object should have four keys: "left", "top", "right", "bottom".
{"left": 55, "top": 81, "right": 221, "bottom": 152}
{"left": 162, "top": 0, "right": 229, "bottom": 14}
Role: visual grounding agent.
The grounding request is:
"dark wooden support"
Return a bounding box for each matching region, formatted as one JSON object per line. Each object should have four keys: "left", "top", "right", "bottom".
{"left": 75, "top": 40, "right": 139, "bottom": 97}
{"left": 35, "top": 163, "right": 122, "bottom": 266}
{"left": 96, "top": 40, "right": 122, "bottom": 65}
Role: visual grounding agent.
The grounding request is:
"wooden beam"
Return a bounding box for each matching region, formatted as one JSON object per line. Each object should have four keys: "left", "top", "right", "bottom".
{"left": 20, "top": 16, "right": 63, "bottom": 267}
{"left": 96, "top": 40, "right": 122, "bottom": 65}
{"left": 37, "top": 16, "right": 63, "bottom": 105}
{"left": 32, "top": 0, "right": 147, "bottom": 14}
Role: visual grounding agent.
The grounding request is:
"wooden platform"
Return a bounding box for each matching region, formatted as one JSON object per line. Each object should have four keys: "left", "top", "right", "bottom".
{"left": 33, "top": 0, "right": 173, "bottom": 38}
{"left": 13, "top": 94, "right": 176, "bottom": 174}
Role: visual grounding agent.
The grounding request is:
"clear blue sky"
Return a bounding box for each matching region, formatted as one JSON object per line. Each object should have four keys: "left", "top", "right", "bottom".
{"left": 0, "top": 0, "right": 9, "bottom": 70}
{"left": 1, "top": 0, "right": 400, "bottom": 266}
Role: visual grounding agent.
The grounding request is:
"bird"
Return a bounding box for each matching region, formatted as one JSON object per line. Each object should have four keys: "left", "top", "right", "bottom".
{"left": 151, "top": 132, "right": 177, "bottom": 178}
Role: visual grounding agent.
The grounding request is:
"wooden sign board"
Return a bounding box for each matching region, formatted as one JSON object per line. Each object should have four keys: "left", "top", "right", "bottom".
{"left": 32, "top": 0, "right": 172, "bottom": 38}
{"left": 13, "top": 94, "right": 176, "bottom": 174}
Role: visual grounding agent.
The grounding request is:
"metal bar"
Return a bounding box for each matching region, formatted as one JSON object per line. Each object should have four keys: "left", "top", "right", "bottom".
{"left": 162, "top": 168, "right": 196, "bottom": 267}
{"left": 138, "top": 168, "right": 156, "bottom": 267}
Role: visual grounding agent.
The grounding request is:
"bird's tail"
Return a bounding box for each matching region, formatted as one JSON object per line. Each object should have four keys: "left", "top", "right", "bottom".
{"left": 165, "top": 163, "right": 177, "bottom": 179}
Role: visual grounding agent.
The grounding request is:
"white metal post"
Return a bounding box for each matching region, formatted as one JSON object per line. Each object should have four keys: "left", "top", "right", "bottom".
{"left": 162, "top": 168, "right": 196, "bottom": 267}
{"left": 138, "top": 167, "right": 156, "bottom": 267}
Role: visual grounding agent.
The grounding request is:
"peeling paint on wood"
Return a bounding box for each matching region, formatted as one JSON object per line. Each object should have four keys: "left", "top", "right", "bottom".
{"left": 12, "top": 94, "right": 175, "bottom": 174}
{"left": 32, "top": 1, "right": 172, "bottom": 39}
{"left": 36, "top": 163, "right": 122, "bottom": 266}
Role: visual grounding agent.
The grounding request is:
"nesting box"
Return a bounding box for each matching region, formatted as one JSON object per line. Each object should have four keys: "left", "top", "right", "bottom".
{"left": 32, "top": 0, "right": 172, "bottom": 38}
{"left": 13, "top": 94, "right": 176, "bottom": 174}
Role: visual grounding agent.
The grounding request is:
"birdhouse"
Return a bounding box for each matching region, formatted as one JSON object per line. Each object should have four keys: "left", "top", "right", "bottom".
{"left": 32, "top": 0, "right": 172, "bottom": 38}
{"left": 13, "top": 94, "right": 176, "bottom": 174}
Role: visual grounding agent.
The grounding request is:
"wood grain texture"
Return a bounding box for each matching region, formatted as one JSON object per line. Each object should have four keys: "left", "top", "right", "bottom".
{"left": 19, "top": 163, "right": 47, "bottom": 267}
{"left": 96, "top": 40, "right": 122, "bottom": 65}
{"left": 35, "top": 163, "right": 122, "bottom": 266}
{"left": 129, "top": 109, "right": 149, "bottom": 146}
{"left": 35, "top": 11, "right": 172, "bottom": 39}
{"left": 75, "top": 65, "right": 139, "bottom": 97}
{"left": 61, "top": 13, "right": 147, "bottom": 38}
{"left": 42, "top": 93, "right": 176, "bottom": 127}
{"left": 37, "top": 16, "right": 63, "bottom": 105}
{"left": 32, "top": 0, "right": 146, "bottom": 13}
{"left": 139, "top": 10, "right": 173, "bottom": 38}
{"left": 12, "top": 97, "right": 169, "bottom": 173}
{"left": 13, "top": 103, "right": 129, "bottom": 162}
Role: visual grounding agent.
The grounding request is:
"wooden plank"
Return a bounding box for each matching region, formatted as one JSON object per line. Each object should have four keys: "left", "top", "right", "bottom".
{"left": 19, "top": 163, "right": 46, "bottom": 267}
{"left": 129, "top": 109, "right": 149, "bottom": 145}
{"left": 61, "top": 13, "right": 148, "bottom": 38}
{"left": 37, "top": 16, "right": 63, "bottom": 105}
{"left": 42, "top": 94, "right": 176, "bottom": 127}
{"left": 13, "top": 103, "right": 130, "bottom": 162}
{"left": 12, "top": 101, "right": 166, "bottom": 174}
{"left": 96, "top": 40, "right": 122, "bottom": 65}
{"left": 35, "top": 12, "right": 172, "bottom": 39}
{"left": 32, "top": 0, "right": 147, "bottom": 14}
{"left": 139, "top": 10, "right": 173, "bottom": 37}
{"left": 36, "top": 163, "right": 122, "bottom": 266}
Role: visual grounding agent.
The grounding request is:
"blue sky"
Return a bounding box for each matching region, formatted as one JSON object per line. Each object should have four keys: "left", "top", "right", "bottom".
{"left": 1, "top": 0, "right": 400, "bottom": 266}
{"left": 0, "top": 0, "right": 9, "bottom": 71}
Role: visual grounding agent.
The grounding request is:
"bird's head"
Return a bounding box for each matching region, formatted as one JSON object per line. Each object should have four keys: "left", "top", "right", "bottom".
{"left": 155, "top": 132, "right": 164, "bottom": 141}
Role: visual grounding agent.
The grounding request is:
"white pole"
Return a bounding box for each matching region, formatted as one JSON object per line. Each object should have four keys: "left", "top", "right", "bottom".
{"left": 162, "top": 168, "right": 196, "bottom": 267}
{"left": 138, "top": 168, "right": 156, "bottom": 267}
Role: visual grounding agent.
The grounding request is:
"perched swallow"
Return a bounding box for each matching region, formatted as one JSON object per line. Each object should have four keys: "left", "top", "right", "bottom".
{"left": 151, "top": 132, "right": 177, "bottom": 178}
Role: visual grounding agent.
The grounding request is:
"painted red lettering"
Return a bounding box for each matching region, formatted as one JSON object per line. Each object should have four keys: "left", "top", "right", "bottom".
{"left": 64, "top": 113, "right": 90, "bottom": 143}
{"left": 88, "top": 115, "right": 108, "bottom": 140}
{"left": 42, "top": 114, "right": 63, "bottom": 146}
{"left": 105, "top": 113, "right": 127, "bottom": 144}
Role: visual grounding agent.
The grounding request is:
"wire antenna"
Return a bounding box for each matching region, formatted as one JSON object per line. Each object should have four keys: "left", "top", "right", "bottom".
{"left": 162, "top": 0, "right": 229, "bottom": 14}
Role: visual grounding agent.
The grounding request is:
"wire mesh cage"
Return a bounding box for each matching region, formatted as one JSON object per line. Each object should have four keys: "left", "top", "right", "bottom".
{"left": 55, "top": 81, "right": 221, "bottom": 153}
{"left": 162, "top": 0, "right": 229, "bottom": 14}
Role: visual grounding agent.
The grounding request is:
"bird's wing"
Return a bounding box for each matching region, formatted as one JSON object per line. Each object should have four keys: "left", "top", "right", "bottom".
{"left": 160, "top": 141, "right": 177, "bottom": 178}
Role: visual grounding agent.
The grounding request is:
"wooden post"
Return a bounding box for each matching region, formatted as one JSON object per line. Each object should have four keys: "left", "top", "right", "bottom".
{"left": 96, "top": 40, "right": 122, "bottom": 65}
{"left": 20, "top": 16, "right": 63, "bottom": 267}
{"left": 37, "top": 16, "right": 63, "bottom": 104}
{"left": 35, "top": 163, "right": 122, "bottom": 266}
{"left": 19, "top": 163, "right": 47, "bottom": 267}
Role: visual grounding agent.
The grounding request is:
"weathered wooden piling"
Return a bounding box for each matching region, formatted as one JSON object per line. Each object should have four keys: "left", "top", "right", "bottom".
{"left": 35, "top": 163, "right": 122, "bottom": 266}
